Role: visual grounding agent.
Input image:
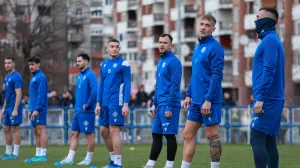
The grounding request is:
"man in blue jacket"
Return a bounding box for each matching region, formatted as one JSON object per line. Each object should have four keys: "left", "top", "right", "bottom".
{"left": 54, "top": 54, "right": 98, "bottom": 166}
{"left": 181, "top": 14, "right": 224, "bottom": 168}
{"left": 250, "top": 8, "right": 285, "bottom": 168}
{"left": 95, "top": 39, "right": 131, "bottom": 168}
{"left": 0, "top": 56, "right": 23, "bottom": 160}
{"left": 144, "top": 34, "right": 182, "bottom": 168}
{"left": 25, "top": 56, "right": 49, "bottom": 163}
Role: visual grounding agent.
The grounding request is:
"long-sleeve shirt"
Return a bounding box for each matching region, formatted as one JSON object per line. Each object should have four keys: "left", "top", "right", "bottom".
{"left": 75, "top": 67, "right": 98, "bottom": 114}
{"left": 97, "top": 56, "right": 131, "bottom": 106}
{"left": 153, "top": 50, "right": 182, "bottom": 111}
{"left": 4, "top": 71, "right": 23, "bottom": 110}
{"left": 29, "top": 69, "right": 48, "bottom": 113}
{"left": 252, "top": 30, "right": 285, "bottom": 101}
{"left": 186, "top": 35, "right": 224, "bottom": 104}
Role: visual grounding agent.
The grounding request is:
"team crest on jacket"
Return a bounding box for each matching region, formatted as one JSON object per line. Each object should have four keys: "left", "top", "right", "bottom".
{"left": 201, "top": 47, "right": 206, "bottom": 53}
{"left": 113, "top": 63, "right": 118, "bottom": 68}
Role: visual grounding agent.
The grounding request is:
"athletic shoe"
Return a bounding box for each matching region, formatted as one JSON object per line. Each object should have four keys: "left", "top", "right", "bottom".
{"left": 24, "top": 156, "right": 39, "bottom": 163}
{"left": 54, "top": 157, "right": 73, "bottom": 166}
{"left": 1, "top": 153, "right": 11, "bottom": 160}
{"left": 103, "top": 160, "right": 114, "bottom": 168}
{"left": 110, "top": 164, "right": 123, "bottom": 168}
{"left": 31, "top": 156, "right": 47, "bottom": 162}
{"left": 10, "top": 154, "right": 18, "bottom": 160}
{"left": 77, "top": 159, "right": 91, "bottom": 166}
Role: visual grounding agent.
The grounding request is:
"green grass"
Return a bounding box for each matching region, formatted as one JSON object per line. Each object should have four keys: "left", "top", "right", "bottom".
{"left": 0, "top": 144, "right": 300, "bottom": 168}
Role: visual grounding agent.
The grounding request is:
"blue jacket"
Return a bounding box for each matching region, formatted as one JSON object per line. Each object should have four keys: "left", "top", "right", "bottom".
{"left": 75, "top": 67, "right": 98, "bottom": 113}
{"left": 97, "top": 56, "right": 131, "bottom": 106}
{"left": 4, "top": 71, "right": 23, "bottom": 110}
{"left": 252, "top": 30, "right": 285, "bottom": 101}
{"left": 186, "top": 35, "right": 224, "bottom": 104}
{"left": 29, "top": 69, "right": 48, "bottom": 113}
{"left": 153, "top": 50, "right": 182, "bottom": 111}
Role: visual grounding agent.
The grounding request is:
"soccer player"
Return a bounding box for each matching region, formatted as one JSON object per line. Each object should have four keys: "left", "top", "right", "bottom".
{"left": 144, "top": 34, "right": 182, "bottom": 168}
{"left": 54, "top": 54, "right": 98, "bottom": 166}
{"left": 181, "top": 14, "right": 224, "bottom": 168}
{"left": 95, "top": 38, "right": 131, "bottom": 168}
{"left": 250, "top": 8, "right": 284, "bottom": 168}
{"left": 0, "top": 56, "right": 23, "bottom": 160}
{"left": 25, "top": 56, "right": 49, "bottom": 163}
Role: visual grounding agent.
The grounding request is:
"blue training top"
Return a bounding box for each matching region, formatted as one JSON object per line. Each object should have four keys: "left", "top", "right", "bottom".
{"left": 97, "top": 56, "right": 131, "bottom": 106}
{"left": 186, "top": 35, "right": 224, "bottom": 104}
{"left": 252, "top": 30, "right": 285, "bottom": 101}
{"left": 29, "top": 69, "right": 48, "bottom": 113}
{"left": 4, "top": 71, "right": 23, "bottom": 110}
{"left": 153, "top": 50, "right": 182, "bottom": 111}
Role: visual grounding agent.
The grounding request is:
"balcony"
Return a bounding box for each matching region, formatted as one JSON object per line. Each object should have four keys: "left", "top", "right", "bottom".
{"left": 117, "top": 1, "right": 128, "bottom": 12}
{"left": 244, "top": 70, "right": 252, "bottom": 87}
{"left": 127, "top": 20, "right": 137, "bottom": 32}
{"left": 128, "top": 41, "right": 137, "bottom": 48}
{"left": 214, "top": 21, "right": 232, "bottom": 36}
{"left": 244, "top": 14, "right": 256, "bottom": 30}
{"left": 293, "top": 64, "right": 300, "bottom": 82}
{"left": 90, "top": 24, "right": 103, "bottom": 36}
{"left": 142, "top": 14, "right": 164, "bottom": 27}
{"left": 292, "top": 35, "right": 300, "bottom": 51}
{"left": 103, "top": 25, "right": 113, "bottom": 35}
{"left": 103, "top": 5, "right": 113, "bottom": 16}
{"left": 292, "top": 4, "right": 300, "bottom": 20}
{"left": 68, "top": 33, "right": 83, "bottom": 43}
{"left": 244, "top": 41, "right": 259, "bottom": 58}
{"left": 184, "top": 4, "right": 197, "bottom": 13}
{"left": 128, "top": 0, "right": 138, "bottom": 9}
{"left": 142, "top": 35, "right": 159, "bottom": 49}
{"left": 224, "top": 49, "right": 233, "bottom": 60}
{"left": 142, "top": 0, "right": 164, "bottom": 5}
{"left": 205, "top": 0, "right": 232, "bottom": 13}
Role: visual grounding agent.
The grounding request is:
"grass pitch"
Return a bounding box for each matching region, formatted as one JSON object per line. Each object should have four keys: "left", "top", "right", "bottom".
{"left": 0, "top": 144, "right": 299, "bottom": 168}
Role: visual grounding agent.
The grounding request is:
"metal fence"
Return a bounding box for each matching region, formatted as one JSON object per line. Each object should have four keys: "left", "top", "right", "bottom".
{"left": 1, "top": 106, "right": 300, "bottom": 146}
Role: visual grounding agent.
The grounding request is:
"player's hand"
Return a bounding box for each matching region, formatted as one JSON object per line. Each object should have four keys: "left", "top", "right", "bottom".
{"left": 183, "top": 97, "right": 191, "bottom": 109}
{"left": 150, "top": 105, "right": 156, "bottom": 117}
{"left": 254, "top": 101, "right": 264, "bottom": 114}
{"left": 0, "top": 109, "right": 4, "bottom": 118}
{"left": 201, "top": 101, "right": 211, "bottom": 116}
{"left": 12, "top": 110, "right": 18, "bottom": 117}
{"left": 165, "top": 111, "right": 172, "bottom": 118}
{"left": 122, "top": 104, "right": 129, "bottom": 117}
{"left": 83, "top": 104, "right": 86, "bottom": 112}
{"left": 95, "top": 103, "right": 101, "bottom": 115}
{"left": 31, "top": 110, "right": 39, "bottom": 120}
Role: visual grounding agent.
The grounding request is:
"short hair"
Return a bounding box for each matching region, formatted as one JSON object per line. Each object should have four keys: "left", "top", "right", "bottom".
{"left": 160, "top": 33, "right": 173, "bottom": 43}
{"left": 259, "top": 7, "right": 278, "bottom": 21}
{"left": 201, "top": 14, "right": 217, "bottom": 25}
{"left": 77, "top": 53, "right": 90, "bottom": 62}
{"left": 108, "top": 38, "right": 120, "bottom": 44}
{"left": 5, "top": 56, "right": 15, "bottom": 62}
{"left": 27, "top": 56, "right": 41, "bottom": 63}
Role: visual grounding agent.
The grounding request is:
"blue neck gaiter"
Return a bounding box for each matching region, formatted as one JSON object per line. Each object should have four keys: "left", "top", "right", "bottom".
{"left": 254, "top": 18, "right": 277, "bottom": 35}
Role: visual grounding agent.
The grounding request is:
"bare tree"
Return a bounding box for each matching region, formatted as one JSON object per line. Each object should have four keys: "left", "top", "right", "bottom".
{"left": 1, "top": 0, "right": 88, "bottom": 93}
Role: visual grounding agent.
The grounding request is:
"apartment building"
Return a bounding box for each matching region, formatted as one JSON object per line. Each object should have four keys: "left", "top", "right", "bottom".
{"left": 67, "top": 0, "right": 104, "bottom": 87}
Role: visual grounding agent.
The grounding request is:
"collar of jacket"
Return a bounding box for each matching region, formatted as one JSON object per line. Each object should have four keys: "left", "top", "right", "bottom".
{"left": 32, "top": 69, "right": 41, "bottom": 76}
{"left": 80, "top": 67, "right": 90, "bottom": 74}
{"left": 198, "top": 34, "right": 214, "bottom": 44}
{"left": 160, "top": 50, "right": 172, "bottom": 59}
{"left": 258, "top": 29, "right": 276, "bottom": 39}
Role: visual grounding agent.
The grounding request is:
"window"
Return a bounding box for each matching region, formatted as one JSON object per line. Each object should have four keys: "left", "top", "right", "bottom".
{"left": 296, "top": 51, "right": 300, "bottom": 65}
{"left": 75, "top": 25, "right": 83, "bottom": 33}
{"left": 75, "top": 8, "right": 82, "bottom": 16}
{"left": 248, "top": 2, "right": 254, "bottom": 14}
{"left": 91, "top": 41, "right": 103, "bottom": 52}
{"left": 0, "top": 5, "right": 7, "bottom": 14}
{"left": 39, "top": 24, "right": 51, "bottom": 35}
{"left": 296, "top": 21, "right": 300, "bottom": 35}
{"left": 38, "top": 6, "right": 51, "bottom": 16}
{"left": 16, "top": 6, "right": 29, "bottom": 16}
{"left": 105, "top": 0, "right": 113, "bottom": 5}
{"left": 91, "top": 10, "right": 102, "bottom": 17}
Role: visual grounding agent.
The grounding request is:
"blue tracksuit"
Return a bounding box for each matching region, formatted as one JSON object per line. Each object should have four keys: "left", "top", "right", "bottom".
{"left": 3, "top": 71, "right": 23, "bottom": 126}
{"left": 72, "top": 67, "right": 98, "bottom": 133}
{"left": 251, "top": 30, "right": 285, "bottom": 136}
{"left": 97, "top": 56, "right": 131, "bottom": 126}
{"left": 152, "top": 50, "right": 182, "bottom": 135}
{"left": 29, "top": 69, "right": 48, "bottom": 126}
{"left": 186, "top": 35, "right": 224, "bottom": 126}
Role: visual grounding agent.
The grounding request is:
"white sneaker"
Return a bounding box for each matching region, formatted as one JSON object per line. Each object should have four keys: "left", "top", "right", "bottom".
{"left": 77, "top": 159, "right": 91, "bottom": 166}
{"left": 54, "top": 157, "right": 73, "bottom": 166}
